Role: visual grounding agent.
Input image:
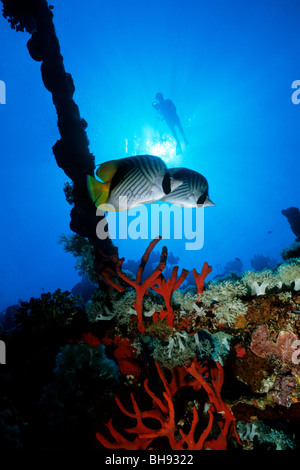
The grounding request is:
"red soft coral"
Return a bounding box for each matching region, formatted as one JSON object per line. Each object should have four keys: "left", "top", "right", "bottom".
{"left": 96, "top": 360, "right": 241, "bottom": 450}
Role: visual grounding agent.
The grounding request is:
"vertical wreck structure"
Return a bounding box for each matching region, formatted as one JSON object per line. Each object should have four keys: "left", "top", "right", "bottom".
{"left": 1, "top": 0, "right": 118, "bottom": 279}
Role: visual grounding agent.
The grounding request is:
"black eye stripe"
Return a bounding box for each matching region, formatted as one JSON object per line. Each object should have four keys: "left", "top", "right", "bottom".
{"left": 162, "top": 173, "right": 171, "bottom": 194}
{"left": 197, "top": 193, "right": 207, "bottom": 205}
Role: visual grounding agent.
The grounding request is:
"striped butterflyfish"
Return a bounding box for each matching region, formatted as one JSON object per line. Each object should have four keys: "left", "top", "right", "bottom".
{"left": 160, "top": 167, "right": 215, "bottom": 208}
{"left": 87, "top": 155, "right": 182, "bottom": 211}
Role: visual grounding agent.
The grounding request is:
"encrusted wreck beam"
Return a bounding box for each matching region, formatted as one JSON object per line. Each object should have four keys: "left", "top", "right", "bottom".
{"left": 1, "top": 0, "right": 118, "bottom": 276}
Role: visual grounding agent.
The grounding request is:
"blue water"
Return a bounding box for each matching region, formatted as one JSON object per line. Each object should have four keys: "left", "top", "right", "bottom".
{"left": 0, "top": 0, "right": 299, "bottom": 311}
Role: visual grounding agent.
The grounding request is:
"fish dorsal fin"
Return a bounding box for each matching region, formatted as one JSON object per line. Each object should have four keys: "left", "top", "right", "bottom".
{"left": 168, "top": 168, "right": 187, "bottom": 179}
{"left": 96, "top": 160, "right": 119, "bottom": 182}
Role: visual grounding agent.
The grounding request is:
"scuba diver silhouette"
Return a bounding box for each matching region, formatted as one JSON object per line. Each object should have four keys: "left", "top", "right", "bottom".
{"left": 152, "top": 92, "right": 189, "bottom": 155}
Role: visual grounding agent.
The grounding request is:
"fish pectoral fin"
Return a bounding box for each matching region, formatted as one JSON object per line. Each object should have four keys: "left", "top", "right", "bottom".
{"left": 87, "top": 175, "right": 110, "bottom": 207}
{"left": 96, "top": 160, "right": 119, "bottom": 182}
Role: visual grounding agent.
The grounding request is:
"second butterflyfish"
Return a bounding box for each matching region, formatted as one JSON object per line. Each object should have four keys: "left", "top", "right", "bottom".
{"left": 160, "top": 167, "right": 215, "bottom": 208}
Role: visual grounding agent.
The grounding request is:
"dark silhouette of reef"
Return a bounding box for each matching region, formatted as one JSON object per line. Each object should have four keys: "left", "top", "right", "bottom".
{"left": 250, "top": 254, "right": 278, "bottom": 271}
{"left": 282, "top": 207, "right": 300, "bottom": 242}
{"left": 213, "top": 258, "right": 244, "bottom": 280}
{"left": 71, "top": 278, "right": 97, "bottom": 304}
{"left": 282, "top": 207, "right": 300, "bottom": 260}
{"left": 0, "top": 304, "right": 18, "bottom": 330}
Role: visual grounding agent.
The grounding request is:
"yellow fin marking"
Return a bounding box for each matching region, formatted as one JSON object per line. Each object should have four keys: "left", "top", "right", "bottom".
{"left": 96, "top": 160, "right": 119, "bottom": 182}
{"left": 87, "top": 175, "right": 110, "bottom": 207}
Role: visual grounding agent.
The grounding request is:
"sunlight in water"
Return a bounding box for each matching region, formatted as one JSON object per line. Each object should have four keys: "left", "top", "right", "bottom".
{"left": 125, "top": 129, "right": 178, "bottom": 164}
{"left": 144, "top": 137, "right": 177, "bottom": 163}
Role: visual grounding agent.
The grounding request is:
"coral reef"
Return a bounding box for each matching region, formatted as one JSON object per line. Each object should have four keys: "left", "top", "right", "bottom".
{"left": 201, "top": 279, "right": 247, "bottom": 305}
{"left": 282, "top": 242, "right": 300, "bottom": 261}
{"left": 237, "top": 421, "right": 295, "bottom": 450}
{"left": 277, "top": 259, "right": 300, "bottom": 291}
{"left": 59, "top": 234, "right": 98, "bottom": 284}
{"left": 91, "top": 243, "right": 300, "bottom": 450}
{"left": 14, "top": 289, "right": 86, "bottom": 337}
{"left": 241, "top": 269, "right": 280, "bottom": 295}
{"left": 1, "top": 237, "right": 300, "bottom": 450}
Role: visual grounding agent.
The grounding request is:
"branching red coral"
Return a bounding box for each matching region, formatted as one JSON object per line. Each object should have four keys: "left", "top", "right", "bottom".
{"left": 115, "top": 236, "right": 167, "bottom": 332}
{"left": 152, "top": 266, "right": 189, "bottom": 327}
{"left": 101, "top": 267, "right": 126, "bottom": 293}
{"left": 74, "top": 331, "right": 101, "bottom": 347}
{"left": 193, "top": 262, "right": 212, "bottom": 299}
{"left": 167, "top": 361, "right": 203, "bottom": 395}
{"left": 96, "top": 362, "right": 175, "bottom": 450}
{"left": 96, "top": 360, "right": 241, "bottom": 450}
{"left": 185, "top": 360, "right": 242, "bottom": 449}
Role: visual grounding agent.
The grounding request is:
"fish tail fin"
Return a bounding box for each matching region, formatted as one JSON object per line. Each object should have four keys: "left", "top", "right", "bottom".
{"left": 87, "top": 175, "right": 110, "bottom": 207}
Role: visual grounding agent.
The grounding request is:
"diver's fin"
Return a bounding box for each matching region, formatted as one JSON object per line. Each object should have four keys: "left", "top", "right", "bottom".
{"left": 87, "top": 175, "right": 110, "bottom": 206}
{"left": 96, "top": 160, "right": 119, "bottom": 182}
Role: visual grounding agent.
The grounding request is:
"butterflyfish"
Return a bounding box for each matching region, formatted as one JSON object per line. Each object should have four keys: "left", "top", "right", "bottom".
{"left": 160, "top": 167, "right": 214, "bottom": 208}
